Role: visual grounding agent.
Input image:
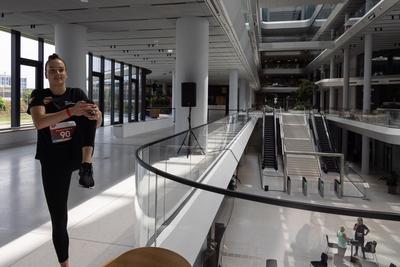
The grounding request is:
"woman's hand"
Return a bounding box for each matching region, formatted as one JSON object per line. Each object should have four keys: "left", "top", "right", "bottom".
{"left": 84, "top": 104, "right": 101, "bottom": 121}
{"left": 70, "top": 101, "right": 94, "bottom": 117}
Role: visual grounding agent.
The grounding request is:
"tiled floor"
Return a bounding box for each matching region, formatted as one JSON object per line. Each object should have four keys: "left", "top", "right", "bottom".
{"left": 0, "top": 124, "right": 399, "bottom": 267}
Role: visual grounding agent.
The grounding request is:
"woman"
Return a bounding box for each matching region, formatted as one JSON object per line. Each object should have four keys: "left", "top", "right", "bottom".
{"left": 337, "top": 226, "right": 349, "bottom": 263}
{"left": 353, "top": 217, "right": 369, "bottom": 258}
{"left": 28, "top": 53, "right": 102, "bottom": 267}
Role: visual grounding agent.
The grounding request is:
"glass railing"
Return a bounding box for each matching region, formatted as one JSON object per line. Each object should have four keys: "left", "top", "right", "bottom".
{"left": 328, "top": 109, "right": 400, "bottom": 128}
{"left": 135, "top": 110, "right": 400, "bottom": 266}
{"left": 135, "top": 113, "right": 252, "bottom": 245}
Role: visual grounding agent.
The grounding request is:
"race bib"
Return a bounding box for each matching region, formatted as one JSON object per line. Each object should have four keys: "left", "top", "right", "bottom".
{"left": 50, "top": 121, "right": 76, "bottom": 143}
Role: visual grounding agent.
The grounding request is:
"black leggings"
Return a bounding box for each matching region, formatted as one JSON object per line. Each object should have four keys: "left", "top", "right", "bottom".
{"left": 40, "top": 116, "right": 96, "bottom": 263}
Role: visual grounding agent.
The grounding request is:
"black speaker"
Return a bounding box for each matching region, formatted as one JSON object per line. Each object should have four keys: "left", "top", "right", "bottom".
{"left": 181, "top": 82, "right": 196, "bottom": 107}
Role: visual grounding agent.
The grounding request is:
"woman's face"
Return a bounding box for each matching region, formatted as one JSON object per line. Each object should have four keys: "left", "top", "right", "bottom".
{"left": 46, "top": 59, "right": 67, "bottom": 87}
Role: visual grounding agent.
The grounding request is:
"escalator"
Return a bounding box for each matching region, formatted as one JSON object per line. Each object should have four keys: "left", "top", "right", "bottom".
{"left": 312, "top": 115, "right": 339, "bottom": 172}
{"left": 262, "top": 114, "right": 278, "bottom": 170}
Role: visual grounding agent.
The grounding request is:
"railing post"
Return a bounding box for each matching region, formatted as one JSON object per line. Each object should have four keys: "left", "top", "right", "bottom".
{"left": 262, "top": 106, "right": 265, "bottom": 168}
{"left": 302, "top": 176, "right": 307, "bottom": 196}
{"left": 283, "top": 153, "right": 288, "bottom": 192}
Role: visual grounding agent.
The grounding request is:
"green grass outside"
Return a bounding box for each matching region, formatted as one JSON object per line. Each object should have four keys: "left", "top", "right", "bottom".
{"left": 0, "top": 112, "right": 32, "bottom": 127}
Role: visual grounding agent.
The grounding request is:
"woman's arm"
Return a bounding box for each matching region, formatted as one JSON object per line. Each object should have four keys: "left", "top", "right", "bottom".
{"left": 30, "top": 101, "right": 94, "bottom": 130}
{"left": 83, "top": 104, "right": 102, "bottom": 128}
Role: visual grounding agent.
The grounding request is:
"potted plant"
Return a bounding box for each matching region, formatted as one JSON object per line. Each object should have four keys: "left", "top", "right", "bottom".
{"left": 387, "top": 171, "right": 398, "bottom": 194}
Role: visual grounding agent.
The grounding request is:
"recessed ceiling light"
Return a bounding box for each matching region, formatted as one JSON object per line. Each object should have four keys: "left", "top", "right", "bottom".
{"left": 167, "top": 49, "right": 174, "bottom": 53}
{"left": 81, "top": 0, "right": 88, "bottom": 2}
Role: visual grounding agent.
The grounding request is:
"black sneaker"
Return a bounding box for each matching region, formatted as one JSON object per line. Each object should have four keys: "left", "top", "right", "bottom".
{"left": 79, "top": 162, "right": 94, "bottom": 188}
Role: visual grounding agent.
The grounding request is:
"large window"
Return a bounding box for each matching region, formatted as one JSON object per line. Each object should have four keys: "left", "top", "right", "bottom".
{"left": 0, "top": 30, "right": 11, "bottom": 129}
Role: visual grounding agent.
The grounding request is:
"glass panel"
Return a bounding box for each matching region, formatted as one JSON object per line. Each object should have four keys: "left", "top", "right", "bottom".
{"left": 92, "top": 76, "right": 100, "bottom": 107}
{"left": 103, "top": 60, "right": 111, "bottom": 126}
{"left": 124, "top": 66, "right": 129, "bottom": 122}
{"left": 0, "top": 30, "right": 11, "bottom": 129}
{"left": 43, "top": 42, "right": 55, "bottom": 88}
{"left": 135, "top": 114, "right": 250, "bottom": 246}
{"left": 21, "top": 36, "right": 38, "bottom": 60}
{"left": 93, "top": 56, "right": 101, "bottom": 73}
{"left": 115, "top": 62, "right": 121, "bottom": 77}
{"left": 138, "top": 69, "right": 142, "bottom": 120}
{"left": 132, "top": 66, "right": 137, "bottom": 79}
{"left": 131, "top": 80, "right": 137, "bottom": 121}
{"left": 114, "top": 79, "right": 120, "bottom": 123}
{"left": 20, "top": 65, "right": 34, "bottom": 126}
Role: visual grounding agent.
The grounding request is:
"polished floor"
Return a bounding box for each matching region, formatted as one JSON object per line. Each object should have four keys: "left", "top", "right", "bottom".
{"left": 0, "top": 124, "right": 399, "bottom": 267}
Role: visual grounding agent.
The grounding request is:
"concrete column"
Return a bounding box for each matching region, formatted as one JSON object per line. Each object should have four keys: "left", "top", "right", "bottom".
{"left": 329, "top": 57, "right": 335, "bottom": 113}
{"left": 172, "top": 71, "right": 176, "bottom": 117}
{"left": 363, "top": 33, "right": 373, "bottom": 113}
{"left": 174, "top": 17, "right": 209, "bottom": 132}
{"left": 312, "top": 70, "right": 317, "bottom": 108}
{"left": 229, "top": 70, "right": 239, "bottom": 113}
{"left": 362, "top": 135, "right": 370, "bottom": 174}
{"left": 342, "top": 129, "right": 348, "bottom": 160}
{"left": 55, "top": 24, "right": 87, "bottom": 91}
{"left": 162, "top": 82, "right": 168, "bottom": 95}
{"left": 320, "top": 89, "right": 325, "bottom": 111}
{"left": 239, "top": 79, "right": 247, "bottom": 111}
{"left": 344, "top": 13, "right": 350, "bottom": 31}
{"left": 343, "top": 46, "right": 350, "bottom": 111}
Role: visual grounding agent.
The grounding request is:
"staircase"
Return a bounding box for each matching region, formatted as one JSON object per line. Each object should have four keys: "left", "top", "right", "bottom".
{"left": 281, "top": 113, "right": 321, "bottom": 179}
{"left": 314, "top": 115, "right": 339, "bottom": 172}
{"left": 262, "top": 115, "right": 278, "bottom": 170}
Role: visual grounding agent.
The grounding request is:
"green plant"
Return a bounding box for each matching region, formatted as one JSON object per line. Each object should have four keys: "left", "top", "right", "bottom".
{"left": 0, "top": 97, "right": 6, "bottom": 111}
{"left": 292, "top": 79, "right": 315, "bottom": 108}
{"left": 22, "top": 89, "right": 33, "bottom": 105}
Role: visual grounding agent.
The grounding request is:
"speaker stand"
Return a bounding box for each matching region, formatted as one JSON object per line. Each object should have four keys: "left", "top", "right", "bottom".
{"left": 177, "top": 107, "right": 205, "bottom": 157}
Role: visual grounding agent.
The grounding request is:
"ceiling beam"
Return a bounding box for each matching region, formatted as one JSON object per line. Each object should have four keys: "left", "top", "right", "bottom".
{"left": 259, "top": 41, "right": 334, "bottom": 51}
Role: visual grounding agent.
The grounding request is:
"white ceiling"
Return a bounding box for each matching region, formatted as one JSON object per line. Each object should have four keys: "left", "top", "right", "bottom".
{"left": 0, "top": 0, "right": 243, "bottom": 84}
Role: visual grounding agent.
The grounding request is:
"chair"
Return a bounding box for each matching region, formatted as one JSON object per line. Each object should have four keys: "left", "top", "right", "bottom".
{"left": 364, "top": 240, "right": 378, "bottom": 265}
{"left": 325, "top": 235, "right": 338, "bottom": 254}
{"left": 310, "top": 253, "right": 328, "bottom": 266}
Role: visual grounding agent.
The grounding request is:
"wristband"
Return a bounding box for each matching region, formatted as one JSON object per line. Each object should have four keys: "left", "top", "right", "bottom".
{"left": 66, "top": 108, "right": 72, "bottom": 117}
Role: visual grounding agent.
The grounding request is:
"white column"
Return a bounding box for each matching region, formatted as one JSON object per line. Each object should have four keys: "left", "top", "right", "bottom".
{"left": 55, "top": 24, "right": 87, "bottom": 91}
{"left": 362, "top": 135, "right": 370, "bottom": 174}
{"left": 350, "top": 86, "right": 357, "bottom": 110}
{"left": 312, "top": 70, "right": 317, "bottom": 107}
{"left": 162, "top": 82, "right": 168, "bottom": 95}
{"left": 343, "top": 46, "right": 350, "bottom": 111}
{"left": 174, "top": 17, "right": 209, "bottom": 133}
{"left": 172, "top": 71, "right": 176, "bottom": 118}
{"left": 239, "top": 79, "right": 247, "bottom": 111}
{"left": 320, "top": 89, "right": 324, "bottom": 111}
{"left": 342, "top": 129, "right": 348, "bottom": 160}
{"left": 229, "top": 70, "right": 239, "bottom": 113}
{"left": 329, "top": 57, "right": 335, "bottom": 113}
{"left": 363, "top": 33, "right": 373, "bottom": 113}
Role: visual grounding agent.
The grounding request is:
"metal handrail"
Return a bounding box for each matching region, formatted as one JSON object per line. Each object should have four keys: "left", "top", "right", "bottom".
{"left": 304, "top": 112, "right": 323, "bottom": 179}
{"left": 278, "top": 108, "right": 287, "bottom": 191}
{"left": 262, "top": 106, "right": 266, "bottom": 166}
{"left": 285, "top": 150, "right": 345, "bottom": 197}
{"left": 135, "top": 115, "right": 400, "bottom": 221}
